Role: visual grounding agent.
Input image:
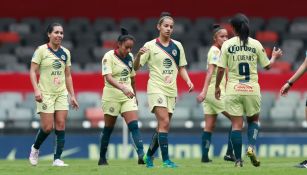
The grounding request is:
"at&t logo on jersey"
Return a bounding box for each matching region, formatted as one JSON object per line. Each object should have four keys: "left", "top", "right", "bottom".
{"left": 162, "top": 58, "right": 174, "bottom": 75}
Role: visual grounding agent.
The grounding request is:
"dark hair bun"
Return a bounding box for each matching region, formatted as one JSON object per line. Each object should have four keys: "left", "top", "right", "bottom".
{"left": 212, "top": 24, "right": 221, "bottom": 30}
{"left": 160, "top": 12, "right": 172, "bottom": 18}
{"left": 120, "top": 27, "right": 129, "bottom": 35}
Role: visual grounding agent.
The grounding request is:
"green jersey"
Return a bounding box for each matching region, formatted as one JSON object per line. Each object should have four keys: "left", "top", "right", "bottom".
{"left": 206, "top": 45, "right": 226, "bottom": 95}
{"left": 31, "top": 44, "right": 71, "bottom": 94}
{"left": 140, "top": 38, "right": 187, "bottom": 97}
{"left": 102, "top": 50, "right": 136, "bottom": 101}
{"left": 219, "top": 36, "right": 270, "bottom": 95}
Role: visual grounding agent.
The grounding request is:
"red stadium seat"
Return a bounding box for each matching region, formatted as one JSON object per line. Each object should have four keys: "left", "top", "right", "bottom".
{"left": 0, "top": 32, "right": 20, "bottom": 43}
{"left": 264, "top": 47, "right": 272, "bottom": 57}
{"left": 256, "top": 31, "right": 278, "bottom": 43}
{"left": 85, "top": 107, "right": 104, "bottom": 128}
{"left": 102, "top": 40, "right": 117, "bottom": 49}
{"left": 270, "top": 61, "right": 291, "bottom": 73}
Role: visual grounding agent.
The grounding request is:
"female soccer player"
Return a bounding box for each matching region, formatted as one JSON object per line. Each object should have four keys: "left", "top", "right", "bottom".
{"left": 196, "top": 24, "right": 234, "bottom": 163}
{"left": 215, "top": 13, "right": 282, "bottom": 167}
{"left": 134, "top": 12, "right": 194, "bottom": 168}
{"left": 98, "top": 28, "right": 145, "bottom": 166}
{"left": 280, "top": 52, "right": 307, "bottom": 168}
{"left": 29, "top": 23, "right": 79, "bottom": 167}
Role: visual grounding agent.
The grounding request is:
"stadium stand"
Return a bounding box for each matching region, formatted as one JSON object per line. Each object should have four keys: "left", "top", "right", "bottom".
{"left": 0, "top": 16, "right": 306, "bottom": 131}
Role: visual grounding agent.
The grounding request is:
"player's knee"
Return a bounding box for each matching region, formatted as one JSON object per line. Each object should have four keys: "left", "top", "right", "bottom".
{"left": 206, "top": 124, "right": 216, "bottom": 131}
{"left": 55, "top": 121, "right": 66, "bottom": 130}
{"left": 42, "top": 126, "right": 53, "bottom": 133}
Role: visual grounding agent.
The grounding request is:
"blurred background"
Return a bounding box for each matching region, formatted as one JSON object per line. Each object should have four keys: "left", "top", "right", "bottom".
{"left": 0, "top": 0, "right": 307, "bottom": 160}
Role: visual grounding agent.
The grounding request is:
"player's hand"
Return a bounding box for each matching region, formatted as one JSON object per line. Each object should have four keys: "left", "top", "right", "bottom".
{"left": 70, "top": 96, "right": 79, "bottom": 110}
{"left": 137, "top": 47, "right": 149, "bottom": 57}
{"left": 197, "top": 92, "right": 205, "bottom": 103}
{"left": 187, "top": 81, "right": 194, "bottom": 92}
{"left": 121, "top": 85, "right": 135, "bottom": 99}
{"left": 272, "top": 47, "right": 283, "bottom": 59}
{"left": 215, "top": 87, "right": 221, "bottom": 100}
{"left": 34, "top": 89, "right": 43, "bottom": 103}
{"left": 280, "top": 83, "right": 291, "bottom": 97}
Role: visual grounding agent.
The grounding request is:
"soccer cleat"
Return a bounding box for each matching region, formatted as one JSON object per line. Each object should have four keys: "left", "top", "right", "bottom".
{"left": 98, "top": 158, "right": 108, "bottom": 166}
{"left": 295, "top": 160, "right": 307, "bottom": 168}
{"left": 29, "top": 145, "right": 39, "bottom": 166}
{"left": 52, "top": 159, "right": 69, "bottom": 167}
{"left": 162, "top": 159, "right": 178, "bottom": 168}
{"left": 299, "top": 160, "right": 307, "bottom": 165}
{"left": 224, "top": 154, "right": 236, "bottom": 162}
{"left": 246, "top": 146, "right": 260, "bottom": 167}
{"left": 138, "top": 157, "right": 145, "bottom": 164}
{"left": 201, "top": 157, "right": 212, "bottom": 163}
{"left": 235, "top": 160, "right": 243, "bottom": 167}
{"left": 143, "top": 155, "right": 154, "bottom": 168}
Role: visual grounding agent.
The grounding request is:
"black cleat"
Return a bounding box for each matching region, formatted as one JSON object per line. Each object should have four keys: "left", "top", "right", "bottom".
{"left": 299, "top": 160, "right": 307, "bottom": 165}
{"left": 138, "top": 157, "right": 145, "bottom": 164}
{"left": 98, "top": 158, "right": 108, "bottom": 166}
{"left": 295, "top": 160, "right": 307, "bottom": 168}
{"left": 201, "top": 157, "right": 212, "bottom": 163}
{"left": 224, "top": 154, "right": 236, "bottom": 162}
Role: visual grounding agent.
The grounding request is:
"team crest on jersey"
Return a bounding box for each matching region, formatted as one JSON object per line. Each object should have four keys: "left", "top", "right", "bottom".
{"left": 157, "top": 97, "right": 163, "bottom": 104}
{"left": 42, "top": 103, "right": 47, "bottom": 110}
{"left": 61, "top": 55, "right": 66, "bottom": 61}
{"left": 109, "top": 107, "right": 115, "bottom": 113}
{"left": 172, "top": 49, "right": 177, "bottom": 56}
{"left": 163, "top": 58, "right": 172, "bottom": 68}
{"left": 128, "top": 61, "right": 132, "bottom": 67}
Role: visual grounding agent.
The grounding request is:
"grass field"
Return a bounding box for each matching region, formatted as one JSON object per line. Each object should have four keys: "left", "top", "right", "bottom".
{"left": 1, "top": 157, "right": 307, "bottom": 175}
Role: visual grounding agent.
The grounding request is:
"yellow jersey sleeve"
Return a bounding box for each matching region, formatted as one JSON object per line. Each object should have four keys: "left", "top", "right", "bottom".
{"left": 102, "top": 52, "right": 113, "bottom": 75}
{"left": 140, "top": 42, "right": 151, "bottom": 66}
{"left": 208, "top": 46, "right": 220, "bottom": 66}
{"left": 64, "top": 48, "right": 72, "bottom": 67}
{"left": 31, "top": 46, "right": 43, "bottom": 64}
{"left": 256, "top": 41, "right": 270, "bottom": 68}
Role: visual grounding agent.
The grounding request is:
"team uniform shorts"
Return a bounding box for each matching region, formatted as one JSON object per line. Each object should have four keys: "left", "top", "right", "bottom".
{"left": 36, "top": 92, "right": 69, "bottom": 114}
{"left": 225, "top": 95, "right": 261, "bottom": 117}
{"left": 148, "top": 93, "right": 176, "bottom": 114}
{"left": 203, "top": 93, "right": 225, "bottom": 115}
{"left": 102, "top": 97, "right": 138, "bottom": 116}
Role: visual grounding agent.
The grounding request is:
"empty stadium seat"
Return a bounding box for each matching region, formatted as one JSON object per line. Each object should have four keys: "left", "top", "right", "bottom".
{"left": 0, "top": 18, "right": 16, "bottom": 31}
{"left": 20, "top": 17, "right": 42, "bottom": 33}
{"left": 0, "top": 32, "right": 20, "bottom": 43}
{"left": 256, "top": 31, "right": 279, "bottom": 43}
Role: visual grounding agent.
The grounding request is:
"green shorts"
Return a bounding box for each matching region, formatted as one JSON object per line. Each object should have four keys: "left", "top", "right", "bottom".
{"left": 36, "top": 93, "right": 69, "bottom": 114}
{"left": 225, "top": 95, "right": 261, "bottom": 116}
{"left": 102, "top": 97, "right": 138, "bottom": 116}
{"left": 148, "top": 93, "right": 176, "bottom": 113}
{"left": 203, "top": 93, "right": 225, "bottom": 115}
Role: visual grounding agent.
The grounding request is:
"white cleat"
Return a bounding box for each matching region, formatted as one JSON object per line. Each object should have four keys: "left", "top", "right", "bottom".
{"left": 52, "top": 159, "right": 69, "bottom": 167}
{"left": 29, "top": 145, "right": 39, "bottom": 166}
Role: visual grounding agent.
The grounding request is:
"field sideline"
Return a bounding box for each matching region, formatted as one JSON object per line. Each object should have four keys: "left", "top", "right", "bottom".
{"left": 1, "top": 157, "right": 307, "bottom": 175}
